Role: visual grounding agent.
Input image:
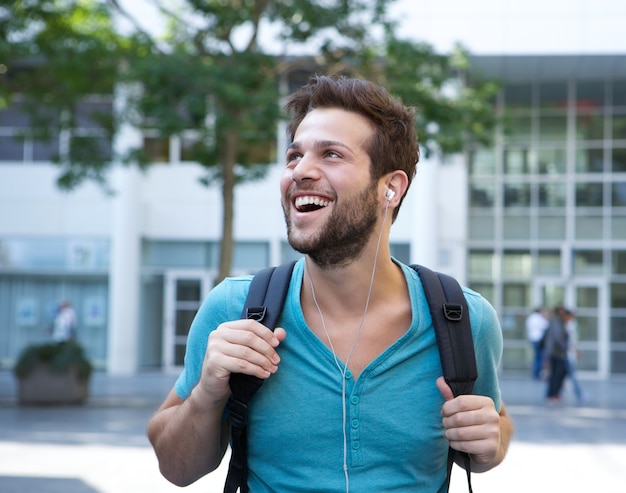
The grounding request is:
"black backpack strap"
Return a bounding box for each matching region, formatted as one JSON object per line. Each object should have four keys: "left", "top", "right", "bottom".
{"left": 224, "top": 261, "right": 296, "bottom": 493}
{"left": 412, "top": 264, "right": 477, "bottom": 493}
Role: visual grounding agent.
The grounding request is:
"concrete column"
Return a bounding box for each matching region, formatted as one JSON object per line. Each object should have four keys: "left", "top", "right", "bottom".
{"left": 411, "top": 156, "right": 439, "bottom": 268}
{"left": 107, "top": 85, "right": 143, "bottom": 375}
{"left": 107, "top": 166, "right": 141, "bottom": 375}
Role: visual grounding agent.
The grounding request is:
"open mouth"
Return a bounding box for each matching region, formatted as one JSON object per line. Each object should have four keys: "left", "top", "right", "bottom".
{"left": 294, "top": 195, "right": 332, "bottom": 213}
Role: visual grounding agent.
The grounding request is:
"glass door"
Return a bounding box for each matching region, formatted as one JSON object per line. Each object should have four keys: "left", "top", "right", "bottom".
{"left": 569, "top": 280, "right": 608, "bottom": 377}
{"left": 163, "top": 271, "right": 213, "bottom": 372}
{"left": 533, "top": 278, "right": 607, "bottom": 377}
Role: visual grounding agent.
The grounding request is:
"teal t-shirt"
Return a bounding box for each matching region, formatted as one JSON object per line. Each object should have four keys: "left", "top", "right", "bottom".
{"left": 175, "top": 258, "right": 503, "bottom": 493}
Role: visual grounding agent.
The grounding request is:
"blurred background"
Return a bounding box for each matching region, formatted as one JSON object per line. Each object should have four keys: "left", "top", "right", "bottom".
{"left": 1, "top": 0, "right": 625, "bottom": 381}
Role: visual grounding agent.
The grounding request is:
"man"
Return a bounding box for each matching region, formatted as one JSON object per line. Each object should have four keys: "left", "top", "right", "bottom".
{"left": 148, "top": 75, "right": 512, "bottom": 492}
{"left": 544, "top": 306, "right": 570, "bottom": 403}
{"left": 52, "top": 301, "right": 77, "bottom": 342}
{"left": 525, "top": 307, "right": 549, "bottom": 379}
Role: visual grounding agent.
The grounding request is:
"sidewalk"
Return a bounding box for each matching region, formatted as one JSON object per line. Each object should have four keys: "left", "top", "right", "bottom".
{"left": 0, "top": 371, "right": 625, "bottom": 492}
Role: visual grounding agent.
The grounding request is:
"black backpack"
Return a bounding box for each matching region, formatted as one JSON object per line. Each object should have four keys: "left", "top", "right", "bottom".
{"left": 225, "top": 261, "right": 477, "bottom": 493}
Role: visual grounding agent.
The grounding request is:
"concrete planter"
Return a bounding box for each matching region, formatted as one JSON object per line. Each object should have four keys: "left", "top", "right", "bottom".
{"left": 17, "top": 363, "right": 89, "bottom": 405}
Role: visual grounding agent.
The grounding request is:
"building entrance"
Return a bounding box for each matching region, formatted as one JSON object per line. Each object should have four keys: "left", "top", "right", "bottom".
{"left": 162, "top": 270, "right": 213, "bottom": 373}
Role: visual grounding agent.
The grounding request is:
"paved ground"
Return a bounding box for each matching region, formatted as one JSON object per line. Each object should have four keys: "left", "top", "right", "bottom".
{"left": 0, "top": 370, "right": 625, "bottom": 493}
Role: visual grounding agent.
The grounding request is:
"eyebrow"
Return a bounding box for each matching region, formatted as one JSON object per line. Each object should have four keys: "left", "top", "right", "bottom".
{"left": 287, "top": 140, "right": 352, "bottom": 152}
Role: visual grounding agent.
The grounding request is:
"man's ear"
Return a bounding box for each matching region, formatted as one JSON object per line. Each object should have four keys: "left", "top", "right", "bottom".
{"left": 383, "top": 171, "right": 409, "bottom": 204}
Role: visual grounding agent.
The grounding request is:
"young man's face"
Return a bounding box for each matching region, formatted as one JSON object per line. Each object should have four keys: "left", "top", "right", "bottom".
{"left": 281, "top": 107, "right": 382, "bottom": 267}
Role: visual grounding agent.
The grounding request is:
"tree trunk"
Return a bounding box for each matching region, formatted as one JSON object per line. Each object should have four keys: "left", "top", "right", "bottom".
{"left": 217, "top": 130, "right": 238, "bottom": 284}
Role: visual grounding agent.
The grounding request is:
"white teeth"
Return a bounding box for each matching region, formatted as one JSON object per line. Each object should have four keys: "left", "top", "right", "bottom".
{"left": 295, "top": 196, "right": 331, "bottom": 209}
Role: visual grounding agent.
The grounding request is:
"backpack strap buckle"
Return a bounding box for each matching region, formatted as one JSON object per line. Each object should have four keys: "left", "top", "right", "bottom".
{"left": 443, "top": 303, "right": 463, "bottom": 322}
{"left": 246, "top": 306, "right": 266, "bottom": 323}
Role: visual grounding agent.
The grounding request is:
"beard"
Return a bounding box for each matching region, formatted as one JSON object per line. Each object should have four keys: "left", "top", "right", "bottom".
{"left": 284, "top": 181, "right": 379, "bottom": 269}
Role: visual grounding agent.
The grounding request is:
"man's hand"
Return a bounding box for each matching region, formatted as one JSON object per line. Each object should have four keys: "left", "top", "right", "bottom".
{"left": 436, "top": 376, "right": 512, "bottom": 472}
{"left": 197, "top": 320, "right": 287, "bottom": 402}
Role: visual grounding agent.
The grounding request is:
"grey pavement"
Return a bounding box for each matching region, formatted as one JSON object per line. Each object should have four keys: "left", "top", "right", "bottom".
{"left": 0, "top": 370, "right": 625, "bottom": 492}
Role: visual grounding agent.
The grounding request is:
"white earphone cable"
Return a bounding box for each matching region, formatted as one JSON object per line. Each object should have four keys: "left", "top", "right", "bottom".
{"left": 306, "top": 199, "right": 391, "bottom": 493}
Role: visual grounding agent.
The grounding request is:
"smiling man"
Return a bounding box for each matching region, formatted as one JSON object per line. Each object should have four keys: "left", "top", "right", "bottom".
{"left": 147, "top": 75, "right": 512, "bottom": 493}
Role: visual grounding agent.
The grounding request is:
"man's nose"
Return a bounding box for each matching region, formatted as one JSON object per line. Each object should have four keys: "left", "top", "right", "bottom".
{"left": 291, "top": 153, "right": 320, "bottom": 182}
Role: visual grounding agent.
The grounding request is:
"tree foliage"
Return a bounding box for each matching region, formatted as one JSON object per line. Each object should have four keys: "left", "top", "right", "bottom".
{"left": 0, "top": 0, "right": 499, "bottom": 280}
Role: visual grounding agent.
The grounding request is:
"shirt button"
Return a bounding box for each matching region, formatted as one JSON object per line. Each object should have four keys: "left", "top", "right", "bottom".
{"left": 350, "top": 396, "right": 359, "bottom": 405}
{"left": 351, "top": 419, "right": 360, "bottom": 428}
{"left": 345, "top": 370, "right": 353, "bottom": 380}
{"left": 352, "top": 441, "right": 361, "bottom": 450}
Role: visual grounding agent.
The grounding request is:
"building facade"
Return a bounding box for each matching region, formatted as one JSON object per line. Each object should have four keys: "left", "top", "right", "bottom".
{"left": 1, "top": 55, "right": 624, "bottom": 378}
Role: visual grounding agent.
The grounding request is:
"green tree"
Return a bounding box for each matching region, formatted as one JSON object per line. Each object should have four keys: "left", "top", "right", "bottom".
{"left": 0, "top": 0, "right": 498, "bottom": 282}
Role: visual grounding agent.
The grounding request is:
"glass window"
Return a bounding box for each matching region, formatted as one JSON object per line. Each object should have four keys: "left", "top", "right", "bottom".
{"left": 576, "top": 147, "right": 604, "bottom": 173}
{"left": 469, "top": 182, "right": 495, "bottom": 208}
{"left": 468, "top": 250, "right": 494, "bottom": 278}
{"left": 613, "top": 182, "right": 626, "bottom": 207}
{"left": 504, "top": 83, "right": 532, "bottom": 108}
{"left": 576, "top": 315, "right": 599, "bottom": 341}
{"left": 390, "top": 243, "right": 410, "bottom": 264}
{"left": 573, "top": 250, "right": 604, "bottom": 275}
{"left": 612, "top": 148, "right": 626, "bottom": 172}
{"left": 32, "top": 138, "right": 60, "bottom": 161}
{"left": 538, "top": 215, "right": 566, "bottom": 240}
{"left": 576, "top": 215, "right": 604, "bottom": 239}
{"left": 503, "top": 148, "right": 529, "bottom": 174}
{"left": 69, "top": 135, "right": 113, "bottom": 162}
{"left": 612, "top": 217, "right": 626, "bottom": 240}
{"left": 576, "top": 81, "right": 605, "bottom": 107}
{"left": 75, "top": 100, "right": 113, "bottom": 128}
{"left": 611, "top": 282, "right": 626, "bottom": 307}
{"left": 503, "top": 215, "right": 530, "bottom": 240}
{"left": 611, "top": 350, "right": 626, "bottom": 373}
{"left": 0, "top": 135, "right": 24, "bottom": 161}
{"left": 613, "top": 251, "right": 626, "bottom": 275}
{"left": 542, "top": 284, "right": 565, "bottom": 308}
{"left": 611, "top": 317, "right": 626, "bottom": 343}
{"left": 233, "top": 242, "right": 269, "bottom": 270}
{"left": 538, "top": 115, "right": 567, "bottom": 141}
{"left": 503, "top": 183, "right": 530, "bottom": 207}
{"left": 143, "top": 241, "right": 210, "bottom": 268}
{"left": 612, "top": 114, "right": 626, "bottom": 140}
{"left": 538, "top": 148, "right": 566, "bottom": 174}
{"left": 577, "top": 286, "right": 600, "bottom": 308}
{"left": 502, "top": 250, "right": 531, "bottom": 279}
{"left": 468, "top": 215, "right": 496, "bottom": 240}
{"left": 502, "top": 283, "right": 530, "bottom": 308}
{"left": 503, "top": 115, "right": 532, "bottom": 141}
{"left": 143, "top": 136, "right": 170, "bottom": 163}
{"left": 537, "top": 250, "right": 561, "bottom": 275}
{"left": 539, "top": 82, "right": 567, "bottom": 108}
{"left": 539, "top": 183, "right": 566, "bottom": 207}
{"left": 576, "top": 182, "right": 604, "bottom": 207}
{"left": 0, "top": 101, "right": 30, "bottom": 127}
{"left": 180, "top": 134, "right": 202, "bottom": 162}
{"left": 469, "top": 148, "right": 496, "bottom": 175}
{"left": 576, "top": 112, "right": 604, "bottom": 140}
{"left": 614, "top": 80, "right": 626, "bottom": 107}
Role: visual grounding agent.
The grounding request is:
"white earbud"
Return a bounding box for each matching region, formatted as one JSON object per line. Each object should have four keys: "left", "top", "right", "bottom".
{"left": 385, "top": 189, "right": 395, "bottom": 201}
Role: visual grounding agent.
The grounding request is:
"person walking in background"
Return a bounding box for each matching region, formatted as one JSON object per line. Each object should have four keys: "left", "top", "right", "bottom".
{"left": 563, "top": 309, "right": 590, "bottom": 403}
{"left": 52, "top": 300, "right": 77, "bottom": 342}
{"left": 526, "top": 307, "right": 550, "bottom": 380}
{"left": 543, "top": 306, "right": 570, "bottom": 404}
